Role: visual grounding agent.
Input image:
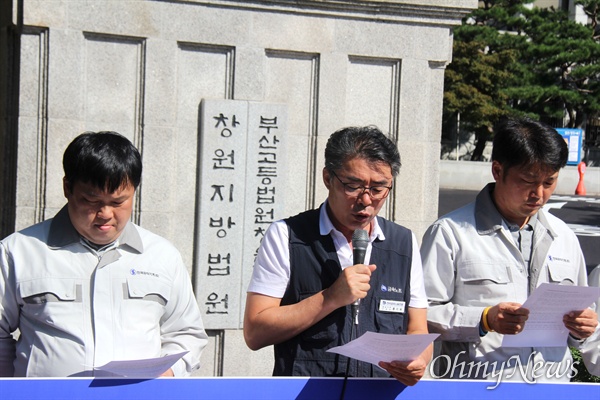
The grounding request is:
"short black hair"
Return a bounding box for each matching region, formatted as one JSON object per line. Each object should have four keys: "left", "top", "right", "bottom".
{"left": 324, "top": 126, "right": 401, "bottom": 177}
{"left": 63, "top": 131, "right": 142, "bottom": 192}
{"left": 491, "top": 117, "right": 568, "bottom": 174}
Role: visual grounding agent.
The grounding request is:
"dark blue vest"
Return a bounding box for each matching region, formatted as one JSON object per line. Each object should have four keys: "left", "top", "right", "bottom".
{"left": 273, "top": 208, "right": 412, "bottom": 377}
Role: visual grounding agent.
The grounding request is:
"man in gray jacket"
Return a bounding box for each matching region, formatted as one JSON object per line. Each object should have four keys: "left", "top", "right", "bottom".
{"left": 0, "top": 131, "right": 207, "bottom": 377}
{"left": 421, "top": 117, "right": 598, "bottom": 383}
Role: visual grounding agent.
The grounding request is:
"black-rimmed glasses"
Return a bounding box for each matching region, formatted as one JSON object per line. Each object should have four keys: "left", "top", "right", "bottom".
{"left": 330, "top": 170, "right": 392, "bottom": 200}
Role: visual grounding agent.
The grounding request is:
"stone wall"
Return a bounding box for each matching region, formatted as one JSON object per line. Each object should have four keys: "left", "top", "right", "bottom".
{"left": 0, "top": 0, "right": 476, "bottom": 376}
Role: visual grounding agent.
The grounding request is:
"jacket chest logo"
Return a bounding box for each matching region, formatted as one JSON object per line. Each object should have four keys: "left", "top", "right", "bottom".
{"left": 380, "top": 284, "right": 402, "bottom": 294}
{"left": 130, "top": 268, "right": 159, "bottom": 278}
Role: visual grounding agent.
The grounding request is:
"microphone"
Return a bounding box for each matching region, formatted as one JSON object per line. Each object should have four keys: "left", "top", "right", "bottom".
{"left": 351, "top": 229, "right": 369, "bottom": 325}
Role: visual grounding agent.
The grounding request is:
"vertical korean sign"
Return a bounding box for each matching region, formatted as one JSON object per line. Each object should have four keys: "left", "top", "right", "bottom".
{"left": 240, "top": 102, "right": 288, "bottom": 328}
{"left": 196, "top": 99, "right": 287, "bottom": 329}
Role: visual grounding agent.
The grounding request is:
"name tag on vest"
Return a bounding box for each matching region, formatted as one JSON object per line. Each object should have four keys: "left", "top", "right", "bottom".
{"left": 378, "top": 299, "right": 405, "bottom": 313}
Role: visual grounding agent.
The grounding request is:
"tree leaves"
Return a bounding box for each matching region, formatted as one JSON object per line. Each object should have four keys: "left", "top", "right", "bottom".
{"left": 444, "top": 0, "right": 600, "bottom": 159}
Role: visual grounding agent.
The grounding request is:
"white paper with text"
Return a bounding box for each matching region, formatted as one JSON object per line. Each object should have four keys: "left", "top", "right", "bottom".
{"left": 327, "top": 332, "right": 438, "bottom": 367}
{"left": 502, "top": 283, "right": 599, "bottom": 347}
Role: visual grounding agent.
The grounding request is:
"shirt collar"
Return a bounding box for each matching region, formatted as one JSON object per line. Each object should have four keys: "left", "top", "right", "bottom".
{"left": 47, "top": 205, "right": 144, "bottom": 253}
{"left": 504, "top": 212, "right": 537, "bottom": 232}
{"left": 318, "top": 200, "right": 385, "bottom": 242}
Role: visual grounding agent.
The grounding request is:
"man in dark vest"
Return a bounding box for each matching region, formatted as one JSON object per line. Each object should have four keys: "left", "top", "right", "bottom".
{"left": 243, "top": 126, "right": 432, "bottom": 385}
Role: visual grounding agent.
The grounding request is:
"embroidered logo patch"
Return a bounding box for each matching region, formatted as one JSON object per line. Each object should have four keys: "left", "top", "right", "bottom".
{"left": 130, "top": 269, "right": 159, "bottom": 278}
{"left": 548, "top": 255, "right": 570, "bottom": 263}
{"left": 381, "top": 284, "right": 402, "bottom": 294}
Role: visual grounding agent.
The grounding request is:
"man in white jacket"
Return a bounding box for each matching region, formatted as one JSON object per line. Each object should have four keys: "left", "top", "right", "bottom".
{"left": 0, "top": 131, "right": 207, "bottom": 377}
{"left": 421, "top": 117, "right": 598, "bottom": 384}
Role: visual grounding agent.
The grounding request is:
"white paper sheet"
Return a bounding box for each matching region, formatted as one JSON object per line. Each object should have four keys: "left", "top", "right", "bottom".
{"left": 94, "top": 351, "right": 188, "bottom": 378}
{"left": 326, "top": 332, "right": 438, "bottom": 367}
{"left": 502, "top": 283, "right": 600, "bottom": 347}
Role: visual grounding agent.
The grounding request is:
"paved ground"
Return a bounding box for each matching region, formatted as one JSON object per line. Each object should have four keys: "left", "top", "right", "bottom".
{"left": 439, "top": 189, "right": 600, "bottom": 275}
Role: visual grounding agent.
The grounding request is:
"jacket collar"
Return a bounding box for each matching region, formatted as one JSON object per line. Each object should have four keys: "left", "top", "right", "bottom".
{"left": 474, "top": 183, "right": 557, "bottom": 238}
{"left": 474, "top": 183, "right": 504, "bottom": 234}
{"left": 47, "top": 205, "right": 143, "bottom": 253}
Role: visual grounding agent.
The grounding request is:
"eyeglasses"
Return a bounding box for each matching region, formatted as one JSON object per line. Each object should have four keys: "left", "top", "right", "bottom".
{"left": 330, "top": 170, "right": 392, "bottom": 200}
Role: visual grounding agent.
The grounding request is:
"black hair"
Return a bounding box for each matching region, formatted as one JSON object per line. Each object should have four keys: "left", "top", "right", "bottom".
{"left": 324, "top": 126, "right": 401, "bottom": 177}
{"left": 63, "top": 131, "right": 142, "bottom": 192}
{"left": 491, "top": 117, "right": 568, "bottom": 174}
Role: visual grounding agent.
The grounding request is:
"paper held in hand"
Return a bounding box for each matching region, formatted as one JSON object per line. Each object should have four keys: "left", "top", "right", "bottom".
{"left": 327, "top": 332, "right": 439, "bottom": 367}
{"left": 94, "top": 351, "right": 188, "bottom": 378}
{"left": 502, "top": 283, "right": 600, "bottom": 348}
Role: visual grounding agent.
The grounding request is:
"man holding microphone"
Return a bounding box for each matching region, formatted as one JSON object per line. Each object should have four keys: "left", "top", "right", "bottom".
{"left": 243, "top": 126, "right": 431, "bottom": 385}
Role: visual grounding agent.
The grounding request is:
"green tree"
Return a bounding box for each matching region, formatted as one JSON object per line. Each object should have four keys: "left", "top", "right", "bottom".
{"left": 571, "top": 347, "right": 600, "bottom": 383}
{"left": 443, "top": 0, "right": 532, "bottom": 160}
{"left": 507, "top": 4, "right": 600, "bottom": 128}
{"left": 443, "top": 0, "right": 600, "bottom": 160}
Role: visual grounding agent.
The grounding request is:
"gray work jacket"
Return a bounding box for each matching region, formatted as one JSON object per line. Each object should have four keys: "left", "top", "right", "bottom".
{"left": 421, "top": 183, "right": 590, "bottom": 383}
{"left": 0, "top": 206, "right": 207, "bottom": 377}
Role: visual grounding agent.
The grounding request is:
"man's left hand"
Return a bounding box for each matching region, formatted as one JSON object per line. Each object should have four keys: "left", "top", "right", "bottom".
{"left": 378, "top": 356, "right": 428, "bottom": 386}
{"left": 563, "top": 308, "right": 598, "bottom": 340}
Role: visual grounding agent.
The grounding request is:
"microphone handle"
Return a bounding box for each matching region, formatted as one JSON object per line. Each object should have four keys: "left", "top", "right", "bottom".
{"left": 352, "top": 299, "right": 360, "bottom": 325}
{"left": 351, "top": 250, "right": 365, "bottom": 326}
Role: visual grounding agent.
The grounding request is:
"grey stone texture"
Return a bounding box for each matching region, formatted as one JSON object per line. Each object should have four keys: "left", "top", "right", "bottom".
{"left": 1, "top": 0, "right": 477, "bottom": 376}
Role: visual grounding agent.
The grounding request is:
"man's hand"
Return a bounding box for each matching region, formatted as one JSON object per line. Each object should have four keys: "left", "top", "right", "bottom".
{"left": 159, "top": 368, "right": 174, "bottom": 377}
{"left": 486, "top": 302, "right": 529, "bottom": 334}
{"left": 379, "top": 308, "right": 432, "bottom": 386}
{"left": 379, "top": 355, "right": 428, "bottom": 386}
{"left": 325, "top": 264, "right": 377, "bottom": 308}
{"left": 563, "top": 308, "right": 598, "bottom": 340}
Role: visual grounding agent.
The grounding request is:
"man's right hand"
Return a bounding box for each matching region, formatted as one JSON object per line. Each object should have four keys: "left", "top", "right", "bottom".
{"left": 485, "top": 302, "right": 529, "bottom": 334}
{"left": 244, "top": 263, "right": 377, "bottom": 350}
{"left": 325, "top": 264, "right": 377, "bottom": 308}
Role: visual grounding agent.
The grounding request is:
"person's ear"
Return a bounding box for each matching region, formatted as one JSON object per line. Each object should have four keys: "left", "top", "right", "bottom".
{"left": 323, "top": 168, "right": 332, "bottom": 190}
{"left": 63, "top": 177, "right": 71, "bottom": 198}
{"left": 491, "top": 161, "right": 503, "bottom": 182}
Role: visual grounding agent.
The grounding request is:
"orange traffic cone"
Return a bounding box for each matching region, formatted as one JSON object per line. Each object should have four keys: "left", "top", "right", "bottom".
{"left": 575, "top": 161, "right": 586, "bottom": 195}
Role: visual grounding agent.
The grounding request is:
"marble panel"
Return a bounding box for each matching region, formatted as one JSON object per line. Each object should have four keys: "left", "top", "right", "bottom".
{"left": 264, "top": 49, "right": 319, "bottom": 213}
{"left": 83, "top": 32, "right": 144, "bottom": 139}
